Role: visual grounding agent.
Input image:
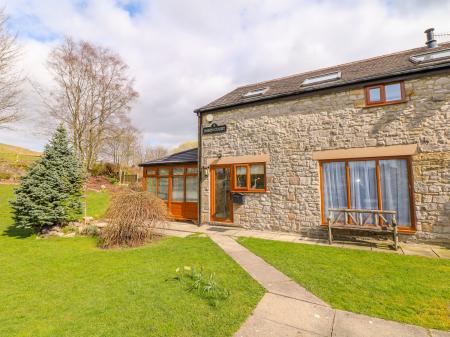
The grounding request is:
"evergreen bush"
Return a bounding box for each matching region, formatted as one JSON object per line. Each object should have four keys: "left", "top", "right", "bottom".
{"left": 10, "top": 125, "right": 85, "bottom": 230}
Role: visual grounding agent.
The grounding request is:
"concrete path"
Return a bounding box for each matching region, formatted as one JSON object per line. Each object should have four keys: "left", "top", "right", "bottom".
{"left": 210, "top": 234, "right": 328, "bottom": 307}
{"left": 155, "top": 222, "right": 450, "bottom": 259}
{"left": 207, "top": 234, "right": 449, "bottom": 337}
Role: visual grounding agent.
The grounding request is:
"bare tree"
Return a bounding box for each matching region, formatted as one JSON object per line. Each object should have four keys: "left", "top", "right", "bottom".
{"left": 45, "top": 37, "right": 138, "bottom": 169}
{"left": 102, "top": 120, "right": 142, "bottom": 167}
{"left": 0, "top": 9, "right": 22, "bottom": 128}
{"left": 144, "top": 145, "right": 168, "bottom": 161}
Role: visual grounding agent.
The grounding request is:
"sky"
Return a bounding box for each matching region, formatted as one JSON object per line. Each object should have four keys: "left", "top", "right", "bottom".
{"left": 0, "top": 0, "right": 449, "bottom": 151}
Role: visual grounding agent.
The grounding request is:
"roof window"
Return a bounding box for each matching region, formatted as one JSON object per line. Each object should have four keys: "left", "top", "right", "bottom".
{"left": 302, "top": 71, "right": 341, "bottom": 85}
{"left": 243, "top": 87, "right": 269, "bottom": 97}
{"left": 410, "top": 48, "right": 450, "bottom": 63}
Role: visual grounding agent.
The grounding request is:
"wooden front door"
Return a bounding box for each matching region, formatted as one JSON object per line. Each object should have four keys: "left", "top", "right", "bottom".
{"left": 211, "top": 165, "right": 233, "bottom": 222}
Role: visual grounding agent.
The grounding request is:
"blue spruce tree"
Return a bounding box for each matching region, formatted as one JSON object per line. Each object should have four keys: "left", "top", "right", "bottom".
{"left": 11, "top": 125, "right": 85, "bottom": 230}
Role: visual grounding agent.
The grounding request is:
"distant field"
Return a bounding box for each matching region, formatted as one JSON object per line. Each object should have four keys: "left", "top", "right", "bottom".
{"left": 0, "top": 143, "right": 41, "bottom": 164}
{"left": 0, "top": 152, "right": 40, "bottom": 163}
{"left": 0, "top": 144, "right": 41, "bottom": 180}
{"left": 0, "top": 144, "right": 41, "bottom": 156}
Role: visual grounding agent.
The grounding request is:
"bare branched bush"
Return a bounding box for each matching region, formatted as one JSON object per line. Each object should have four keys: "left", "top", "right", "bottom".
{"left": 101, "top": 191, "right": 167, "bottom": 248}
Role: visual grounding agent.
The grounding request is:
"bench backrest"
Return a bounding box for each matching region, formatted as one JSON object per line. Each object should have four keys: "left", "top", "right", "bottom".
{"left": 327, "top": 208, "right": 397, "bottom": 229}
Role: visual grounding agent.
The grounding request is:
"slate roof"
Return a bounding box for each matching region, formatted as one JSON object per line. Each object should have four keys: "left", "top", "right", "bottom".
{"left": 139, "top": 148, "right": 198, "bottom": 166}
{"left": 197, "top": 42, "right": 450, "bottom": 113}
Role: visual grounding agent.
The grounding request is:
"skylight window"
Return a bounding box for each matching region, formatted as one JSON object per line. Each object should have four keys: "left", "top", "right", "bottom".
{"left": 243, "top": 87, "right": 269, "bottom": 97}
{"left": 302, "top": 71, "right": 341, "bottom": 85}
{"left": 410, "top": 48, "right": 450, "bottom": 63}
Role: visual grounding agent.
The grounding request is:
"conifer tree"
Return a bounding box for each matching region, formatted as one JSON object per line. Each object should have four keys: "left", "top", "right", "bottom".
{"left": 11, "top": 125, "right": 85, "bottom": 230}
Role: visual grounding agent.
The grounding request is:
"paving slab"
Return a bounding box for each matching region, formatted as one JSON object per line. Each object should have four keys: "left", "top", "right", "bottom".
{"left": 210, "top": 234, "right": 291, "bottom": 284}
{"left": 154, "top": 228, "right": 191, "bottom": 237}
{"left": 332, "top": 310, "right": 429, "bottom": 337}
{"left": 208, "top": 234, "right": 249, "bottom": 253}
{"left": 234, "top": 314, "right": 301, "bottom": 337}
{"left": 264, "top": 280, "right": 329, "bottom": 306}
{"left": 432, "top": 247, "right": 450, "bottom": 259}
{"left": 430, "top": 329, "right": 450, "bottom": 337}
{"left": 206, "top": 227, "right": 242, "bottom": 236}
{"left": 265, "top": 233, "right": 301, "bottom": 242}
{"left": 255, "top": 293, "right": 334, "bottom": 337}
{"left": 401, "top": 244, "right": 439, "bottom": 258}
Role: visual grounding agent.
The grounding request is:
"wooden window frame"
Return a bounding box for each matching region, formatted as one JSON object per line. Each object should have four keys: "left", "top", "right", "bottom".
{"left": 231, "top": 162, "right": 267, "bottom": 193}
{"left": 143, "top": 164, "right": 198, "bottom": 205}
{"left": 185, "top": 167, "right": 199, "bottom": 203}
{"left": 234, "top": 164, "right": 249, "bottom": 191}
{"left": 319, "top": 156, "right": 416, "bottom": 232}
{"left": 364, "top": 81, "right": 406, "bottom": 107}
{"left": 156, "top": 168, "right": 170, "bottom": 202}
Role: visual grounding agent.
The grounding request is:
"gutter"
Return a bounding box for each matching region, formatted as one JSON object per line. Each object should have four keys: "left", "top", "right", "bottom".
{"left": 194, "top": 62, "right": 450, "bottom": 114}
{"left": 196, "top": 110, "right": 202, "bottom": 226}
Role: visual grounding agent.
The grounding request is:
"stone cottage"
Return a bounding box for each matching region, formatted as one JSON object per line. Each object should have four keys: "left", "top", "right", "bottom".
{"left": 194, "top": 32, "right": 450, "bottom": 241}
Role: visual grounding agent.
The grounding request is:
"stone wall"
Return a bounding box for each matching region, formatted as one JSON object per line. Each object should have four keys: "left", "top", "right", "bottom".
{"left": 200, "top": 73, "right": 450, "bottom": 240}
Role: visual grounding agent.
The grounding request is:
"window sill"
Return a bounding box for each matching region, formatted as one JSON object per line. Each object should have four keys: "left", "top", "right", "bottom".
{"left": 364, "top": 99, "right": 407, "bottom": 108}
{"left": 231, "top": 189, "right": 266, "bottom": 193}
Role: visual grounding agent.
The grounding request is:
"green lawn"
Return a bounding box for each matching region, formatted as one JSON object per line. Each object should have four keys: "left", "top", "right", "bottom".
{"left": 0, "top": 185, "right": 264, "bottom": 337}
{"left": 85, "top": 189, "right": 110, "bottom": 219}
{"left": 238, "top": 237, "right": 450, "bottom": 330}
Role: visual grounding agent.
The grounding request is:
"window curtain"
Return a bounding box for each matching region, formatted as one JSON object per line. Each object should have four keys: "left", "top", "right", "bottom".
{"left": 322, "top": 162, "right": 347, "bottom": 219}
{"left": 349, "top": 161, "right": 378, "bottom": 223}
{"left": 380, "top": 159, "right": 411, "bottom": 226}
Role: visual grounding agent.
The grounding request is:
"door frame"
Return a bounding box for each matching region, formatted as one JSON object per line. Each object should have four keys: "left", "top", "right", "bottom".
{"left": 210, "top": 164, "right": 233, "bottom": 223}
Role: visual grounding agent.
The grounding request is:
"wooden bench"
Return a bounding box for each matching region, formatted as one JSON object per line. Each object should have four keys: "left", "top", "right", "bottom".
{"left": 326, "top": 208, "right": 398, "bottom": 250}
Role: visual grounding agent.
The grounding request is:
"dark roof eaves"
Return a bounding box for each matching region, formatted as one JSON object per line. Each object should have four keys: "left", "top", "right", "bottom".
{"left": 139, "top": 160, "right": 197, "bottom": 167}
{"left": 195, "top": 62, "right": 450, "bottom": 113}
{"left": 138, "top": 148, "right": 198, "bottom": 167}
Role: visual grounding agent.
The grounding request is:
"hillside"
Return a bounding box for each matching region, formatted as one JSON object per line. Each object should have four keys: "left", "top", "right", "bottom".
{"left": 0, "top": 143, "right": 41, "bottom": 181}
{"left": 0, "top": 143, "right": 41, "bottom": 156}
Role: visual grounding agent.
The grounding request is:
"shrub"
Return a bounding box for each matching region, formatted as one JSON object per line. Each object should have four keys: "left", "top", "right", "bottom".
{"left": 101, "top": 191, "right": 167, "bottom": 248}
{"left": 0, "top": 172, "right": 11, "bottom": 180}
{"left": 173, "top": 265, "right": 231, "bottom": 307}
{"left": 62, "top": 224, "right": 78, "bottom": 234}
{"left": 80, "top": 224, "right": 100, "bottom": 237}
{"left": 107, "top": 177, "right": 118, "bottom": 184}
{"left": 128, "top": 181, "right": 143, "bottom": 192}
{"left": 90, "top": 162, "right": 119, "bottom": 178}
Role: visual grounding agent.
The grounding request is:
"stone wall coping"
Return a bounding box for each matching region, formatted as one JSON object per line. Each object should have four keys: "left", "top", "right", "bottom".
{"left": 312, "top": 144, "right": 418, "bottom": 160}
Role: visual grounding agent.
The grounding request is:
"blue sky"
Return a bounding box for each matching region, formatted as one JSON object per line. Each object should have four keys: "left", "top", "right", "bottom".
{"left": 1, "top": 0, "right": 449, "bottom": 151}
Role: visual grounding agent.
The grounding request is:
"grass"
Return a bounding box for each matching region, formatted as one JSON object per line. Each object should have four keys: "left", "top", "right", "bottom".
{"left": 0, "top": 143, "right": 41, "bottom": 164}
{"left": 85, "top": 189, "right": 110, "bottom": 219}
{"left": 0, "top": 184, "right": 264, "bottom": 337}
{"left": 0, "top": 152, "right": 40, "bottom": 163}
{"left": 238, "top": 237, "right": 450, "bottom": 330}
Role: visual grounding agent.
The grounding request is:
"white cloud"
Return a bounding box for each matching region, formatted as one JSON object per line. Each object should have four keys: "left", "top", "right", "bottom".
{"left": 1, "top": 0, "right": 449, "bottom": 151}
